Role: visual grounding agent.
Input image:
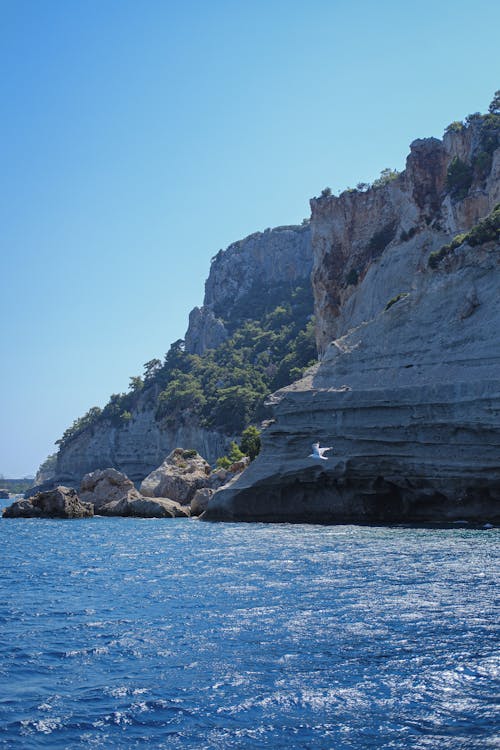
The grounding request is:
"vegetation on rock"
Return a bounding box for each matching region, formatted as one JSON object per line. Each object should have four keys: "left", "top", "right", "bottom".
{"left": 428, "top": 203, "right": 500, "bottom": 269}
{"left": 56, "top": 281, "right": 316, "bottom": 450}
{"left": 385, "top": 293, "right": 409, "bottom": 311}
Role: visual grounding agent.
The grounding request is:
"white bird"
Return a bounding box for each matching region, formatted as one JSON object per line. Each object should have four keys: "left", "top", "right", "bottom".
{"left": 308, "top": 442, "right": 333, "bottom": 460}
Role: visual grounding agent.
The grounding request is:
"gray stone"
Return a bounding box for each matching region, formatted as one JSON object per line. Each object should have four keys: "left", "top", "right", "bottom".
{"left": 99, "top": 496, "right": 189, "bottom": 518}
{"left": 190, "top": 487, "right": 214, "bottom": 516}
{"left": 140, "top": 449, "right": 211, "bottom": 504}
{"left": 205, "top": 124, "right": 500, "bottom": 525}
{"left": 80, "top": 468, "right": 140, "bottom": 510}
{"left": 3, "top": 486, "right": 93, "bottom": 519}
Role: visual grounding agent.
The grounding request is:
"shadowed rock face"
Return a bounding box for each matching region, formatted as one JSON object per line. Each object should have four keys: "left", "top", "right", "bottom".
{"left": 206, "top": 121, "right": 500, "bottom": 525}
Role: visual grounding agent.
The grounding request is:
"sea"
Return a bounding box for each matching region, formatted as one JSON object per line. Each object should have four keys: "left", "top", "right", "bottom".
{"left": 0, "top": 509, "right": 498, "bottom": 749}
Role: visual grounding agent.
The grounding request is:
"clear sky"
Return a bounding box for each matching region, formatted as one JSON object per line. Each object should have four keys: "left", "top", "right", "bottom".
{"left": 1, "top": 0, "right": 499, "bottom": 477}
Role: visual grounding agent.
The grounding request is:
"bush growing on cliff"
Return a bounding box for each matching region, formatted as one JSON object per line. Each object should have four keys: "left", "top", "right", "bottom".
{"left": 446, "top": 157, "right": 473, "bottom": 200}
{"left": 372, "top": 168, "right": 399, "bottom": 189}
{"left": 240, "top": 425, "right": 261, "bottom": 460}
{"left": 428, "top": 203, "right": 500, "bottom": 269}
{"left": 489, "top": 90, "right": 500, "bottom": 115}
{"left": 445, "top": 121, "right": 464, "bottom": 134}
{"left": 216, "top": 441, "right": 245, "bottom": 469}
{"left": 55, "top": 406, "right": 103, "bottom": 445}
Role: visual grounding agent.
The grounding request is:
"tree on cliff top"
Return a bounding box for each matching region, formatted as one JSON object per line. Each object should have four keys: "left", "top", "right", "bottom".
{"left": 489, "top": 90, "right": 500, "bottom": 115}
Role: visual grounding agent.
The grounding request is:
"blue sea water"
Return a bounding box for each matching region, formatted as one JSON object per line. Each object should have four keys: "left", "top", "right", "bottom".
{"left": 0, "top": 518, "right": 498, "bottom": 749}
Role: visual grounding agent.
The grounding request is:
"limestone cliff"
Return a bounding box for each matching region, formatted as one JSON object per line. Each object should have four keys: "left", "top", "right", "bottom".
{"left": 185, "top": 224, "right": 311, "bottom": 354}
{"left": 312, "top": 122, "right": 499, "bottom": 352}
{"left": 53, "top": 224, "right": 313, "bottom": 485}
{"left": 206, "top": 117, "right": 500, "bottom": 523}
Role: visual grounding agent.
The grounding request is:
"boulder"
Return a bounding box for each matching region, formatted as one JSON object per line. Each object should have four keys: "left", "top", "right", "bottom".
{"left": 140, "top": 449, "right": 211, "bottom": 504}
{"left": 228, "top": 456, "right": 250, "bottom": 473}
{"left": 190, "top": 487, "right": 214, "bottom": 516}
{"left": 207, "top": 468, "right": 231, "bottom": 489}
{"left": 99, "top": 496, "right": 189, "bottom": 518}
{"left": 3, "top": 486, "right": 93, "bottom": 519}
{"left": 80, "top": 468, "right": 141, "bottom": 510}
{"left": 0, "top": 489, "right": 9, "bottom": 499}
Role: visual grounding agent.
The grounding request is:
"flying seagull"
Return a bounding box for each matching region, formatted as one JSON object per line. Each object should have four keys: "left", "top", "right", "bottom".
{"left": 309, "top": 442, "right": 333, "bottom": 460}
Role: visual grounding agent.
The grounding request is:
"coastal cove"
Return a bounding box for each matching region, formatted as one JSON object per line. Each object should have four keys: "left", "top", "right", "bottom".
{"left": 0, "top": 518, "right": 497, "bottom": 749}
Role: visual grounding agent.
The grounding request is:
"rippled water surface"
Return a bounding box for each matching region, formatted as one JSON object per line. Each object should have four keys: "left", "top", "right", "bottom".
{"left": 0, "top": 519, "right": 498, "bottom": 748}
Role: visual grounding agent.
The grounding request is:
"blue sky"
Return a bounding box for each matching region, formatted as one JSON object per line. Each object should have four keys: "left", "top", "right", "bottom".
{"left": 1, "top": 0, "right": 499, "bottom": 476}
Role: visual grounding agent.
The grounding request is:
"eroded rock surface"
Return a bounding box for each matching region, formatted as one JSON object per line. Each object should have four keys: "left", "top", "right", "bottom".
{"left": 80, "top": 468, "right": 140, "bottom": 511}
{"left": 140, "top": 449, "right": 211, "bottom": 504}
{"left": 190, "top": 487, "right": 214, "bottom": 516}
{"left": 206, "top": 121, "right": 500, "bottom": 524}
{"left": 206, "top": 237, "right": 500, "bottom": 523}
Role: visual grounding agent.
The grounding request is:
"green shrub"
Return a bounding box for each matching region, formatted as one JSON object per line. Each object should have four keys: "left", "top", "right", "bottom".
{"left": 384, "top": 293, "right": 409, "bottom": 311}
{"left": 372, "top": 168, "right": 399, "bottom": 189}
{"left": 240, "top": 426, "right": 261, "bottom": 461}
{"left": 182, "top": 449, "right": 198, "bottom": 459}
{"left": 489, "top": 90, "right": 500, "bottom": 115}
{"left": 445, "top": 121, "right": 464, "bottom": 134}
{"left": 216, "top": 441, "right": 246, "bottom": 468}
{"left": 428, "top": 204, "right": 499, "bottom": 269}
{"left": 446, "top": 157, "right": 473, "bottom": 200}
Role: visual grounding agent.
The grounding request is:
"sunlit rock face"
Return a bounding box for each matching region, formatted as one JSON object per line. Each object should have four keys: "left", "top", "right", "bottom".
{"left": 311, "top": 127, "right": 499, "bottom": 352}
{"left": 55, "top": 398, "right": 227, "bottom": 485}
{"left": 205, "top": 124, "right": 500, "bottom": 524}
{"left": 185, "top": 224, "right": 311, "bottom": 355}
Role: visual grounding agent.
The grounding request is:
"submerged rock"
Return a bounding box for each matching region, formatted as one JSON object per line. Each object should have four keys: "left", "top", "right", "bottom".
{"left": 140, "top": 449, "right": 211, "bottom": 504}
{"left": 3, "top": 486, "right": 93, "bottom": 519}
{"left": 99, "top": 496, "right": 189, "bottom": 518}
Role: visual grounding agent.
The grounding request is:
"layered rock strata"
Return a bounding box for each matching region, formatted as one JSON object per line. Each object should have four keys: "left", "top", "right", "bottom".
{"left": 205, "top": 123, "right": 500, "bottom": 524}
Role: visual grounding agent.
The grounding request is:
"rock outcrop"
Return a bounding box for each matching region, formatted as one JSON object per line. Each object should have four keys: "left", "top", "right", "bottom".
{"left": 79, "top": 468, "right": 141, "bottom": 511}
{"left": 0, "top": 489, "right": 9, "bottom": 499}
{"left": 312, "top": 124, "right": 499, "bottom": 352}
{"left": 99, "top": 495, "right": 189, "bottom": 518}
{"left": 205, "top": 120, "right": 500, "bottom": 524}
{"left": 186, "top": 224, "right": 311, "bottom": 355}
{"left": 140, "top": 449, "right": 211, "bottom": 504}
{"left": 55, "top": 391, "right": 228, "bottom": 486}
{"left": 3, "top": 486, "right": 93, "bottom": 519}
{"left": 190, "top": 487, "right": 214, "bottom": 516}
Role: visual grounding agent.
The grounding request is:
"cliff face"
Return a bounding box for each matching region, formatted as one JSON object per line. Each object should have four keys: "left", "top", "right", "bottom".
{"left": 54, "top": 224, "right": 313, "bottom": 485}
{"left": 206, "top": 120, "right": 500, "bottom": 523}
{"left": 56, "top": 400, "right": 227, "bottom": 485}
{"left": 312, "top": 125, "right": 499, "bottom": 352}
{"left": 185, "top": 224, "right": 311, "bottom": 354}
